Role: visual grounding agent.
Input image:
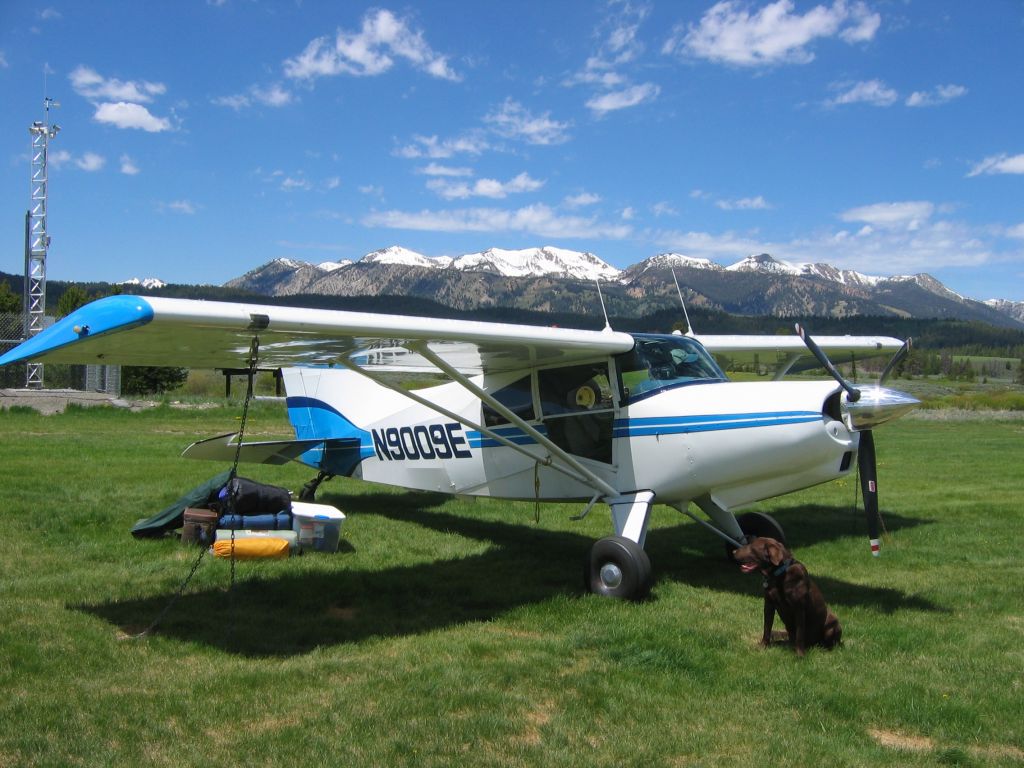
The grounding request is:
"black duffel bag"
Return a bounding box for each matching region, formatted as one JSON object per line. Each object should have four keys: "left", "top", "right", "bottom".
{"left": 214, "top": 476, "right": 292, "bottom": 516}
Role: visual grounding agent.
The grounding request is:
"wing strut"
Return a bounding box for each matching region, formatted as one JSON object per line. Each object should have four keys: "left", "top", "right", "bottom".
{"left": 409, "top": 342, "right": 620, "bottom": 498}
{"left": 336, "top": 351, "right": 618, "bottom": 498}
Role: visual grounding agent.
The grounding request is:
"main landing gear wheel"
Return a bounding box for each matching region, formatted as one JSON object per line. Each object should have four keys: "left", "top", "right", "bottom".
{"left": 725, "top": 511, "right": 786, "bottom": 559}
{"left": 586, "top": 536, "right": 652, "bottom": 601}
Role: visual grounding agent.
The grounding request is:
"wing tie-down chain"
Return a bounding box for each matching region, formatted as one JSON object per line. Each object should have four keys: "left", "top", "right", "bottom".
{"left": 131, "top": 335, "right": 260, "bottom": 639}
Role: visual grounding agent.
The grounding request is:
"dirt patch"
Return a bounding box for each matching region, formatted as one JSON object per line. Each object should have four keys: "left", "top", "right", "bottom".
{"left": 1, "top": 388, "right": 157, "bottom": 415}
{"left": 868, "top": 727, "right": 935, "bottom": 752}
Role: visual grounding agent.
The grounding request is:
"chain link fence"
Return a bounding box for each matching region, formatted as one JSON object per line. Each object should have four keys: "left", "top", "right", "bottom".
{"left": 0, "top": 312, "right": 111, "bottom": 392}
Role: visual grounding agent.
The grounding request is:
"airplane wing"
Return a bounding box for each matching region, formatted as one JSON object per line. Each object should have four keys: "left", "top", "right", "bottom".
{"left": 0, "top": 295, "right": 635, "bottom": 373}
{"left": 693, "top": 332, "right": 905, "bottom": 377}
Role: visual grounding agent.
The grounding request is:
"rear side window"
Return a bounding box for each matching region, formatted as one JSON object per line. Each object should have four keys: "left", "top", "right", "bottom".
{"left": 483, "top": 375, "right": 536, "bottom": 426}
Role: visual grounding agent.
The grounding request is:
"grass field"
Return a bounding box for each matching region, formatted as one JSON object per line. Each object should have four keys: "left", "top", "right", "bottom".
{"left": 1, "top": 403, "right": 1022, "bottom": 766}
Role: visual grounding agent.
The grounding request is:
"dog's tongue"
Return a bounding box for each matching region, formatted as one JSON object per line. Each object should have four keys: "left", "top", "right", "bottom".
{"left": 740, "top": 563, "right": 758, "bottom": 574}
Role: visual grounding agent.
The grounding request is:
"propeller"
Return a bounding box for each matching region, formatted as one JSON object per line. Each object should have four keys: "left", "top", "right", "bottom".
{"left": 857, "top": 429, "right": 881, "bottom": 556}
{"left": 878, "top": 336, "right": 912, "bottom": 386}
{"left": 794, "top": 323, "right": 861, "bottom": 402}
{"left": 795, "top": 324, "right": 913, "bottom": 557}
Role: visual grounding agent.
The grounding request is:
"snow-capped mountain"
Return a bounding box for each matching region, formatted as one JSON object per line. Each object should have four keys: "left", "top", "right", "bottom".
{"left": 118, "top": 277, "right": 167, "bottom": 290}
{"left": 360, "top": 246, "right": 449, "bottom": 269}
{"left": 726, "top": 253, "right": 802, "bottom": 276}
{"left": 621, "top": 252, "right": 722, "bottom": 280}
{"left": 317, "top": 260, "right": 352, "bottom": 272}
{"left": 450, "top": 246, "right": 619, "bottom": 281}
{"left": 222, "top": 246, "right": 1024, "bottom": 328}
{"left": 985, "top": 298, "right": 1024, "bottom": 323}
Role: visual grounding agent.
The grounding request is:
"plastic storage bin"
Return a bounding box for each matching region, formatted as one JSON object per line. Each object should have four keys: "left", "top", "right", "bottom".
{"left": 290, "top": 501, "right": 346, "bottom": 553}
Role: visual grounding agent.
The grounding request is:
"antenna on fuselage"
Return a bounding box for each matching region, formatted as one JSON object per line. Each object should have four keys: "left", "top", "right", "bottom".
{"left": 671, "top": 267, "right": 696, "bottom": 336}
{"left": 595, "top": 278, "right": 613, "bottom": 331}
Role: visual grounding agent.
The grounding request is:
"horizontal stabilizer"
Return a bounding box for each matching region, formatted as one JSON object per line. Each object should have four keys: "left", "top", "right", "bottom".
{"left": 182, "top": 433, "right": 351, "bottom": 465}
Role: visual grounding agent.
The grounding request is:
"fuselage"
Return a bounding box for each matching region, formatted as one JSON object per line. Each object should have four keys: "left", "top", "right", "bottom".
{"left": 281, "top": 332, "right": 914, "bottom": 510}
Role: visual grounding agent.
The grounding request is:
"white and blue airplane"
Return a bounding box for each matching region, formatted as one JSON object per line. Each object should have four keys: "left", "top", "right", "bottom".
{"left": 0, "top": 295, "right": 919, "bottom": 599}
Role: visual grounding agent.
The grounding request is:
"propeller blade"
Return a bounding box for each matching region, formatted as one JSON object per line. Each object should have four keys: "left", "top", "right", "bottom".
{"left": 858, "top": 429, "right": 881, "bottom": 556}
{"left": 794, "top": 323, "right": 861, "bottom": 402}
{"left": 878, "top": 337, "right": 912, "bottom": 386}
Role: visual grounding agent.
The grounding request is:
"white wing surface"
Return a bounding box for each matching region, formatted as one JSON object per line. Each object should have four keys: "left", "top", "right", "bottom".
{"left": 0, "top": 296, "right": 635, "bottom": 373}
{"left": 694, "top": 332, "right": 904, "bottom": 375}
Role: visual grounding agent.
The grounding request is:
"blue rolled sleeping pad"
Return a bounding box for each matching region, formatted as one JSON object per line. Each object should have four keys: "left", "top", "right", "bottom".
{"left": 218, "top": 511, "right": 293, "bottom": 530}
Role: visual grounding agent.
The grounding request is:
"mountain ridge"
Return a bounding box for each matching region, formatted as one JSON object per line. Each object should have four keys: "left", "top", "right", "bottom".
{"left": 221, "top": 246, "right": 1023, "bottom": 329}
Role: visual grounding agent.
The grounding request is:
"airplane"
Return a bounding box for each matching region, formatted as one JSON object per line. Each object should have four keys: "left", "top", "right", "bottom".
{"left": 0, "top": 294, "right": 920, "bottom": 600}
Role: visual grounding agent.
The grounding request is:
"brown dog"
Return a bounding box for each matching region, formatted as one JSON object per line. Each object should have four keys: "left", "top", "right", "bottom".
{"left": 732, "top": 537, "right": 842, "bottom": 656}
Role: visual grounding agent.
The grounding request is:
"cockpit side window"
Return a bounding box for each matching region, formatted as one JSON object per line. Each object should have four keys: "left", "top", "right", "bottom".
{"left": 537, "top": 361, "right": 614, "bottom": 462}
{"left": 618, "top": 334, "right": 726, "bottom": 402}
{"left": 537, "top": 362, "right": 614, "bottom": 418}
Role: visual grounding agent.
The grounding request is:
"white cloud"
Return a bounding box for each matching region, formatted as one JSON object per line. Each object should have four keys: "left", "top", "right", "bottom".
{"left": 967, "top": 153, "right": 1024, "bottom": 177}
{"left": 564, "top": 192, "right": 601, "bottom": 208}
{"left": 215, "top": 82, "right": 294, "bottom": 111}
{"left": 906, "top": 83, "right": 967, "bottom": 107}
{"left": 1006, "top": 223, "right": 1024, "bottom": 239}
{"left": 251, "top": 83, "right": 293, "bottom": 107}
{"left": 284, "top": 9, "right": 459, "bottom": 82}
{"left": 0, "top": 51, "right": 8, "bottom": 69}
{"left": 666, "top": 0, "right": 881, "bottom": 67}
{"left": 621, "top": 207, "right": 636, "bottom": 221}
{"left": 48, "top": 149, "right": 72, "bottom": 170}
{"left": 567, "top": 4, "right": 660, "bottom": 117}
{"left": 119, "top": 154, "right": 139, "bottom": 175}
{"left": 826, "top": 79, "right": 898, "bottom": 107}
{"left": 567, "top": 3, "right": 648, "bottom": 85}
{"left": 418, "top": 162, "right": 473, "bottom": 177}
{"left": 74, "top": 152, "right": 106, "bottom": 172}
{"left": 395, "top": 133, "right": 489, "bottom": 159}
{"left": 840, "top": 201, "right": 935, "bottom": 229}
{"left": 652, "top": 201, "right": 679, "bottom": 217}
{"left": 93, "top": 101, "right": 172, "bottom": 132}
{"left": 212, "top": 93, "right": 251, "bottom": 111}
{"left": 281, "top": 176, "right": 313, "bottom": 192}
{"left": 324, "top": 176, "right": 341, "bottom": 191}
{"left": 70, "top": 65, "right": 166, "bottom": 103}
{"left": 484, "top": 99, "right": 571, "bottom": 145}
{"left": 716, "top": 195, "right": 772, "bottom": 210}
{"left": 586, "top": 82, "right": 660, "bottom": 115}
{"left": 364, "top": 204, "right": 632, "bottom": 240}
{"left": 655, "top": 215, "right": 992, "bottom": 276}
{"left": 39, "top": 7, "right": 61, "bottom": 20}
{"left": 164, "top": 200, "right": 197, "bottom": 215}
{"left": 427, "top": 172, "right": 544, "bottom": 200}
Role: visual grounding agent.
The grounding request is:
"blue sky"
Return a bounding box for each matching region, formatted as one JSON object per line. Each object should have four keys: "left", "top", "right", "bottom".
{"left": 2, "top": 1, "right": 1022, "bottom": 301}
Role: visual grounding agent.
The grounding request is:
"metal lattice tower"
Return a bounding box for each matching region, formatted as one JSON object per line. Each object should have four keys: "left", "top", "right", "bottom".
{"left": 24, "top": 97, "right": 60, "bottom": 388}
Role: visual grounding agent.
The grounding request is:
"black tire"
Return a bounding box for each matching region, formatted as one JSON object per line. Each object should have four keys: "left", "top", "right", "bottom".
{"left": 725, "top": 511, "right": 786, "bottom": 559}
{"left": 586, "top": 536, "right": 653, "bottom": 601}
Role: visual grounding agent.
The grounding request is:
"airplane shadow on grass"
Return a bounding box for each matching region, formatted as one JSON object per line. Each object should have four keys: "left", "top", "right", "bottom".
{"left": 79, "top": 492, "right": 942, "bottom": 657}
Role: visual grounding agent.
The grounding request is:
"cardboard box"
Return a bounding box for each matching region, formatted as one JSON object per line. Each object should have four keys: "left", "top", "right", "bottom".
{"left": 181, "top": 507, "right": 218, "bottom": 545}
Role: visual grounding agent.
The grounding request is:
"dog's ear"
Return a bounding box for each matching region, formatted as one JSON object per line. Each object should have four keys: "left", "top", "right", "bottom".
{"left": 766, "top": 540, "right": 785, "bottom": 566}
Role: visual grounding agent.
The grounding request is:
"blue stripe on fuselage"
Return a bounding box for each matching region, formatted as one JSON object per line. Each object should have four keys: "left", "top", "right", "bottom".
{"left": 285, "top": 396, "right": 375, "bottom": 467}
{"left": 613, "top": 411, "right": 821, "bottom": 438}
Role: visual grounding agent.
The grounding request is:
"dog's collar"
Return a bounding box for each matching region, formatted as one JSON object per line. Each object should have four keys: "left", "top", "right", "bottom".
{"left": 761, "top": 559, "right": 794, "bottom": 588}
{"left": 773, "top": 559, "right": 793, "bottom": 577}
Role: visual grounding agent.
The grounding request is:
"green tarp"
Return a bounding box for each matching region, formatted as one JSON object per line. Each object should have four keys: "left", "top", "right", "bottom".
{"left": 131, "top": 470, "right": 232, "bottom": 538}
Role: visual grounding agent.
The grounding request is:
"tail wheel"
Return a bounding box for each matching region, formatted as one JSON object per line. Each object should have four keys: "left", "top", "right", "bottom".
{"left": 586, "top": 536, "right": 653, "bottom": 601}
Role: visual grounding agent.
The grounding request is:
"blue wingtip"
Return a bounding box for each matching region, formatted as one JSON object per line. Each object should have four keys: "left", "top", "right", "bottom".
{"left": 0, "top": 295, "right": 155, "bottom": 366}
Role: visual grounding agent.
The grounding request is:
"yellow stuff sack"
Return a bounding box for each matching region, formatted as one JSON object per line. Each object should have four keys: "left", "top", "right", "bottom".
{"left": 213, "top": 537, "right": 290, "bottom": 559}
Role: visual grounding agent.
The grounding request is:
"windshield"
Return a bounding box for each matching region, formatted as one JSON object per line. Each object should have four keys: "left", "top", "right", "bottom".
{"left": 618, "top": 333, "right": 726, "bottom": 401}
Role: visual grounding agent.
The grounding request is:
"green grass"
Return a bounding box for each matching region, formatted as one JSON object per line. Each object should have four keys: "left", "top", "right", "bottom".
{"left": 1, "top": 404, "right": 1022, "bottom": 766}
